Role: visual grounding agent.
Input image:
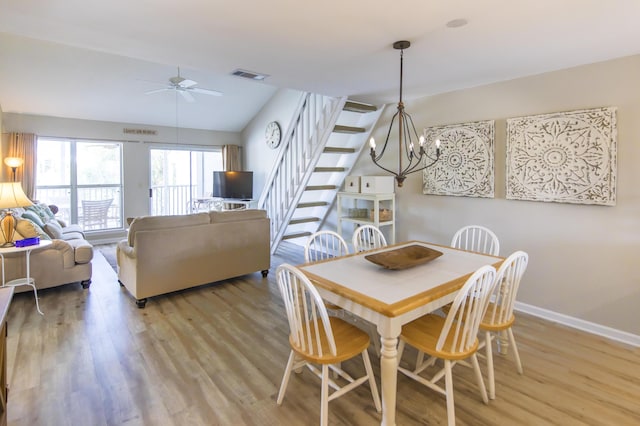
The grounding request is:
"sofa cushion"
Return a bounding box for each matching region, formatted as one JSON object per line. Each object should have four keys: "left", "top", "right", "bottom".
{"left": 44, "top": 220, "right": 64, "bottom": 239}
{"left": 210, "top": 209, "right": 267, "bottom": 223}
{"left": 128, "top": 212, "right": 211, "bottom": 247}
{"left": 61, "top": 231, "right": 85, "bottom": 241}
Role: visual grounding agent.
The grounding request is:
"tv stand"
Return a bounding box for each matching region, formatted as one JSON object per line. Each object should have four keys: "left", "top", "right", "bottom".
{"left": 219, "top": 198, "right": 256, "bottom": 211}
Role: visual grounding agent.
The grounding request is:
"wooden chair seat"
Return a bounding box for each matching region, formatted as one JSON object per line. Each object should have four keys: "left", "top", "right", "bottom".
{"left": 291, "top": 316, "right": 371, "bottom": 364}
{"left": 401, "top": 315, "right": 480, "bottom": 361}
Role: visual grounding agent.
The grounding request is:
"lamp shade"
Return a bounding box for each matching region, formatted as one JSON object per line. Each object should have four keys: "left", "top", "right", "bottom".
{"left": 4, "top": 157, "right": 24, "bottom": 168}
{"left": 0, "top": 182, "right": 33, "bottom": 209}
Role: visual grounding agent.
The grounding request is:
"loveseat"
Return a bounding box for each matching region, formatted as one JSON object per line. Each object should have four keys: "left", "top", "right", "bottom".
{"left": 116, "top": 209, "right": 270, "bottom": 308}
{"left": 3, "top": 203, "right": 93, "bottom": 291}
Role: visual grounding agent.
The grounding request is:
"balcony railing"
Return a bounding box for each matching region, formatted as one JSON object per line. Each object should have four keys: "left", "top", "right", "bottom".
{"left": 36, "top": 186, "right": 122, "bottom": 231}
{"left": 36, "top": 185, "right": 206, "bottom": 232}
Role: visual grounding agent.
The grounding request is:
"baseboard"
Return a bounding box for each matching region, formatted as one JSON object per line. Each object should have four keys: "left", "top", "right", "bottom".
{"left": 515, "top": 301, "right": 640, "bottom": 348}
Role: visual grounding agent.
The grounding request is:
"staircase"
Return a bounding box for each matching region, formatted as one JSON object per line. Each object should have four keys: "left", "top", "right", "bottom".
{"left": 258, "top": 93, "right": 384, "bottom": 254}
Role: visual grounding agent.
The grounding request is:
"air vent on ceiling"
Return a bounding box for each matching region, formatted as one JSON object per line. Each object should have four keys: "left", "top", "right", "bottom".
{"left": 231, "top": 68, "right": 269, "bottom": 81}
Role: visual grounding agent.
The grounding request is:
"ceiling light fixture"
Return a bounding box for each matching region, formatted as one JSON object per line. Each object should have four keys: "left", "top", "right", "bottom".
{"left": 369, "top": 41, "right": 441, "bottom": 187}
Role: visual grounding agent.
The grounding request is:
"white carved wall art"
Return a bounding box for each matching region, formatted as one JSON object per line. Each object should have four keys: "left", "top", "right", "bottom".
{"left": 422, "top": 120, "right": 494, "bottom": 198}
{"left": 506, "top": 107, "right": 617, "bottom": 206}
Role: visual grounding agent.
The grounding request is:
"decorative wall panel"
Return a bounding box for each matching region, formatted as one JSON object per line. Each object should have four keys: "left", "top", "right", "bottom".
{"left": 422, "top": 120, "right": 494, "bottom": 198}
{"left": 506, "top": 107, "right": 617, "bottom": 205}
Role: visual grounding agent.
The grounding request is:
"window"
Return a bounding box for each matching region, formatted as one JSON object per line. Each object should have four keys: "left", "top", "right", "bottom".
{"left": 35, "top": 138, "right": 123, "bottom": 231}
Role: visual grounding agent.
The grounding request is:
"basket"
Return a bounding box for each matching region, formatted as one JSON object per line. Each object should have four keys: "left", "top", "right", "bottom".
{"left": 370, "top": 208, "right": 393, "bottom": 221}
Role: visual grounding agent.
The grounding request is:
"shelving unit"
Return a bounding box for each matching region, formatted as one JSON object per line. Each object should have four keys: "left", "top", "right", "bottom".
{"left": 337, "top": 192, "right": 395, "bottom": 244}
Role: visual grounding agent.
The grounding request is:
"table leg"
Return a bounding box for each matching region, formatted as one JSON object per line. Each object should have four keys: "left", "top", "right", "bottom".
{"left": 25, "top": 249, "right": 44, "bottom": 315}
{"left": 380, "top": 335, "right": 398, "bottom": 426}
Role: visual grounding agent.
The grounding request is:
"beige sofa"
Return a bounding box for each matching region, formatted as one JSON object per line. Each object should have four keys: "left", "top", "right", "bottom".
{"left": 4, "top": 204, "right": 93, "bottom": 291}
{"left": 116, "top": 209, "right": 270, "bottom": 308}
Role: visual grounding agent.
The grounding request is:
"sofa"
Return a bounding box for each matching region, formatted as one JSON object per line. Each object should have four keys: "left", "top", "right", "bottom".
{"left": 3, "top": 203, "right": 93, "bottom": 291}
{"left": 116, "top": 209, "right": 270, "bottom": 308}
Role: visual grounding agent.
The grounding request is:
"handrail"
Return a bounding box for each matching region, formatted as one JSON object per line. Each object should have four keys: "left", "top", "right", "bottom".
{"left": 258, "top": 93, "right": 346, "bottom": 253}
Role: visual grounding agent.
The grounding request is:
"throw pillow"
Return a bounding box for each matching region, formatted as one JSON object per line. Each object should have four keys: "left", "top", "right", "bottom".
{"left": 21, "top": 210, "right": 46, "bottom": 228}
{"left": 16, "top": 218, "right": 51, "bottom": 240}
{"left": 44, "top": 220, "right": 64, "bottom": 239}
{"left": 38, "top": 203, "right": 57, "bottom": 220}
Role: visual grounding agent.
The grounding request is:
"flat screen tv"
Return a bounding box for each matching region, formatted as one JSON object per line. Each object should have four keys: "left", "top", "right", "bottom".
{"left": 212, "top": 171, "right": 253, "bottom": 200}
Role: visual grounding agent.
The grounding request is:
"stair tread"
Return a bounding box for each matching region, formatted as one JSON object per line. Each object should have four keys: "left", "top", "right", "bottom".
{"left": 343, "top": 101, "right": 377, "bottom": 113}
{"left": 314, "top": 167, "right": 346, "bottom": 172}
{"left": 306, "top": 185, "right": 337, "bottom": 190}
{"left": 324, "top": 147, "right": 356, "bottom": 153}
{"left": 297, "top": 201, "right": 329, "bottom": 208}
{"left": 289, "top": 217, "right": 321, "bottom": 224}
{"left": 333, "top": 125, "right": 366, "bottom": 134}
{"left": 283, "top": 232, "right": 311, "bottom": 240}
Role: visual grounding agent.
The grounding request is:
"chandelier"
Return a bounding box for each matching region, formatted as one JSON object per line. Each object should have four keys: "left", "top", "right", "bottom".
{"left": 369, "top": 40, "right": 440, "bottom": 187}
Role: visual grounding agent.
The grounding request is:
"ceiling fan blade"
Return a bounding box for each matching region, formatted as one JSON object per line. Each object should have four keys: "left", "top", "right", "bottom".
{"left": 190, "top": 87, "right": 223, "bottom": 96}
{"left": 145, "top": 88, "right": 170, "bottom": 95}
{"left": 178, "top": 79, "right": 198, "bottom": 88}
{"left": 179, "top": 90, "right": 195, "bottom": 102}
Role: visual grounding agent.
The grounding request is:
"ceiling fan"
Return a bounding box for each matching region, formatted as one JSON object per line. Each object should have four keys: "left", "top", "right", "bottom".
{"left": 145, "top": 68, "right": 223, "bottom": 102}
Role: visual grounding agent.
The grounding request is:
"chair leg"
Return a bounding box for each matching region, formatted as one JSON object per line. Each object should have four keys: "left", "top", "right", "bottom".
{"left": 508, "top": 328, "right": 524, "bottom": 374}
{"left": 361, "top": 350, "right": 382, "bottom": 412}
{"left": 321, "top": 364, "right": 329, "bottom": 426}
{"left": 277, "top": 350, "right": 296, "bottom": 405}
{"left": 415, "top": 350, "right": 425, "bottom": 369}
{"left": 485, "top": 330, "right": 496, "bottom": 399}
{"left": 444, "top": 360, "right": 456, "bottom": 426}
{"left": 471, "top": 353, "right": 489, "bottom": 404}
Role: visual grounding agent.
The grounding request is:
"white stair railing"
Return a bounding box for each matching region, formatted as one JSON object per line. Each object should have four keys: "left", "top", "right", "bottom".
{"left": 258, "top": 93, "right": 346, "bottom": 252}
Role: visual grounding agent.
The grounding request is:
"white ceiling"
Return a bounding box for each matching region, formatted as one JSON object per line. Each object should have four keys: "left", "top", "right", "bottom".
{"left": 1, "top": 0, "right": 640, "bottom": 132}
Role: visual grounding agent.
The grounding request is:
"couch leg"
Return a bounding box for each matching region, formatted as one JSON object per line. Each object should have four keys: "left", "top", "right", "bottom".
{"left": 136, "top": 298, "right": 147, "bottom": 309}
{"left": 261, "top": 269, "right": 269, "bottom": 277}
{"left": 81, "top": 279, "right": 91, "bottom": 289}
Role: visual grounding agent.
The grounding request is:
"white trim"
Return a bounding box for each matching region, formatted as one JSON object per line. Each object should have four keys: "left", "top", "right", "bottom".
{"left": 515, "top": 301, "right": 640, "bottom": 348}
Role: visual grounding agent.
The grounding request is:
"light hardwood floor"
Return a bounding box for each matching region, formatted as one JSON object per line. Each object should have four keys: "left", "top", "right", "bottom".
{"left": 5, "top": 243, "right": 640, "bottom": 425}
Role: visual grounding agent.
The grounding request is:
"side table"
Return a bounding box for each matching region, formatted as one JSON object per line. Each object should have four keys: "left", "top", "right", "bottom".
{"left": 0, "top": 240, "right": 51, "bottom": 315}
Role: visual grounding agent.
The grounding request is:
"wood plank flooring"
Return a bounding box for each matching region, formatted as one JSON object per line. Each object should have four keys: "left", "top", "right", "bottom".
{"left": 5, "top": 242, "right": 640, "bottom": 425}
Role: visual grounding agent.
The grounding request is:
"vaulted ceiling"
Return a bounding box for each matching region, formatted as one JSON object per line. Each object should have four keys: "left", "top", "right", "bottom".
{"left": 1, "top": 0, "right": 639, "bottom": 131}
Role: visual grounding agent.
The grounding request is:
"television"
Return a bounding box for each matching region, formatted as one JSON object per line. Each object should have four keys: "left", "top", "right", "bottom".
{"left": 212, "top": 171, "right": 253, "bottom": 200}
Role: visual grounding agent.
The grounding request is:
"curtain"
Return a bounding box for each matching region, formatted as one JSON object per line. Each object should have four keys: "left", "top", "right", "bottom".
{"left": 7, "top": 133, "right": 37, "bottom": 199}
{"left": 222, "top": 145, "right": 242, "bottom": 171}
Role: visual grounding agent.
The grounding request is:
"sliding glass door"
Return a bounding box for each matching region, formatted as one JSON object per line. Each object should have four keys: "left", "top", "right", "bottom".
{"left": 149, "top": 148, "right": 222, "bottom": 216}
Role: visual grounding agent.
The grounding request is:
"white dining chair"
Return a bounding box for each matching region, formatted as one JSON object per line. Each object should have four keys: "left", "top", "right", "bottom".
{"left": 352, "top": 225, "right": 387, "bottom": 253}
{"left": 304, "top": 230, "right": 349, "bottom": 262}
{"left": 397, "top": 264, "right": 498, "bottom": 426}
{"left": 275, "top": 264, "right": 381, "bottom": 426}
{"left": 479, "top": 250, "right": 529, "bottom": 399}
{"left": 451, "top": 225, "right": 500, "bottom": 256}
{"left": 304, "top": 230, "right": 381, "bottom": 355}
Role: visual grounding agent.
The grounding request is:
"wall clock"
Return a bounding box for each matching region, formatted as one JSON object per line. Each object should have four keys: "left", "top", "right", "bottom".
{"left": 265, "top": 121, "right": 282, "bottom": 149}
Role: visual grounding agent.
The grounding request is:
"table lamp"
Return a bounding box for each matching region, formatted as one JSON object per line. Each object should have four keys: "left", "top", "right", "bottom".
{"left": 0, "top": 182, "right": 34, "bottom": 247}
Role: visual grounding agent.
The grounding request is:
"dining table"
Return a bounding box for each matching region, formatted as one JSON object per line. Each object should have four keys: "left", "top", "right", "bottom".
{"left": 298, "top": 240, "right": 504, "bottom": 426}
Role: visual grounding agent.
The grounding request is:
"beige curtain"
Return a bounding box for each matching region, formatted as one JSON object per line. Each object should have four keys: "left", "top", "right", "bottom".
{"left": 222, "top": 145, "right": 242, "bottom": 171}
{"left": 7, "top": 133, "right": 37, "bottom": 199}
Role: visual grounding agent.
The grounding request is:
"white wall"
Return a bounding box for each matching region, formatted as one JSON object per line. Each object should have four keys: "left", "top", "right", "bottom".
{"left": 2, "top": 113, "right": 240, "bottom": 240}
{"left": 346, "top": 55, "right": 640, "bottom": 336}
{"left": 242, "top": 89, "right": 304, "bottom": 200}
